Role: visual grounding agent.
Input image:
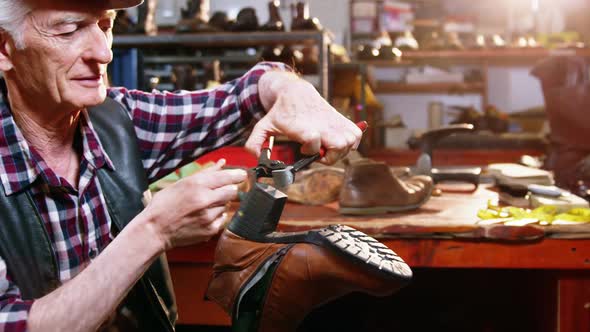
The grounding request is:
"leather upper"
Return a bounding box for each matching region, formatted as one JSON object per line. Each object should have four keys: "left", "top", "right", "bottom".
{"left": 207, "top": 228, "right": 407, "bottom": 332}
{"left": 259, "top": 243, "right": 405, "bottom": 332}
{"left": 206, "top": 229, "right": 288, "bottom": 316}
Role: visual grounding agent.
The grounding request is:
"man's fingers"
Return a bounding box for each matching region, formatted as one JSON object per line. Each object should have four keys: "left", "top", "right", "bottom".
{"left": 321, "top": 149, "right": 349, "bottom": 165}
{"left": 197, "top": 205, "right": 228, "bottom": 226}
{"left": 207, "top": 183, "right": 242, "bottom": 206}
{"left": 197, "top": 159, "right": 226, "bottom": 173}
{"left": 299, "top": 130, "right": 321, "bottom": 155}
{"left": 202, "top": 213, "right": 230, "bottom": 239}
{"left": 190, "top": 168, "right": 248, "bottom": 189}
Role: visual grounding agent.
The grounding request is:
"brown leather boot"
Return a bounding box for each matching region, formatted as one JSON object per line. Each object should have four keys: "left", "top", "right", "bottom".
{"left": 113, "top": 0, "right": 158, "bottom": 35}
{"left": 230, "top": 7, "right": 260, "bottom": 32}
{"left": 290, "top": 1, "right": 322, "bottom": 31}
{"left": 209, "top": 11, "right": 232, "bottom": 31}
{"left": 339, "top": 159, "right": 433, "bottom": 215}
{"left": 176, "top": 0, "right": 218, "bottom": 33}
{"left": 261, "top": 0, "right": 285, "bottom": 31}
{"left": 206, "top": 225, "right": 411, "bottom": 331}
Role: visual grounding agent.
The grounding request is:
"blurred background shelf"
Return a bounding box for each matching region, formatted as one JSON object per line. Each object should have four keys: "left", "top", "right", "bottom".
{"left": 112, "top": 31, "right": 332, "bottom": 97}
{"left": 358, "top": 48, "right": 590, "bottom": 66}
{"left": 113, "top": 31, "right": 331, "bottom": 48}
{"left": 374, "top": 81, "right": 485, "bottom": 94}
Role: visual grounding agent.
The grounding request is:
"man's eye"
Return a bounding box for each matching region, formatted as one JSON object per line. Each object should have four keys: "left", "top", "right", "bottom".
{"left": 61, "top": 30, "right": 76, "bottom": 37}
{"left": 58, "top": 24, "right": 78, "bottom": 37}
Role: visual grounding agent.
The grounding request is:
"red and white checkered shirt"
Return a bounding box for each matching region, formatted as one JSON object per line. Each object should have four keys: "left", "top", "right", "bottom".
{"left": 0, "top": 62, "right": 289, "bottom": 331}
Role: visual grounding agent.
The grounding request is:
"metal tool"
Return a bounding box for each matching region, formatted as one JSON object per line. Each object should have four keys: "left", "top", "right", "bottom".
{"left": 228, "top": 121, "right": 370, "bottom": 244}
{"left": 414, "top": 124, "right": 482, "bottom": 188}
{"left": 252, "top": 121, "right": 368, "bottom": 190}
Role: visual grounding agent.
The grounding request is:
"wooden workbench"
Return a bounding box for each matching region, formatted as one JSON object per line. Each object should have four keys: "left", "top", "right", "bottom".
{"left": 167, "top": 186, "right": 590, "bottom": 331}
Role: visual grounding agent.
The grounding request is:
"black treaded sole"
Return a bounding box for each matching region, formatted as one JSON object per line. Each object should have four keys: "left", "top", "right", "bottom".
{"left": 235, "top": 224, "right": 412, "bottom": 281}
{"left": 308, "top": 225, "right": 413, "bottom": 281}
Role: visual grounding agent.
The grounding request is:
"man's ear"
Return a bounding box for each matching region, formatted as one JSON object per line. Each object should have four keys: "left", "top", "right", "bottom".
{"left": 0, "top": 31, "right": 15, "bottom": 72}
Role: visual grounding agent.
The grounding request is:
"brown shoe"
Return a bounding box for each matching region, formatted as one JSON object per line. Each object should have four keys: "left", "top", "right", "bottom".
{"left": 290, "top": 1, "right": 322, "bottom": 31}
{"left": 206, "top": 225, "right": 411, "bottom": 331}
{"left": 176, "top": 0, "right": 219, "bottom": 33}
{"left": 339, "top": 159, "right": 433, "bottom": 215}
{"left": 261, "top": 0, "right": 285, "bottom": 31}
{"left": 287, "top": 161, "right": 411, "bottom": 206}
{"left": 286, "top": 166, "right": 344, "bottom": 205}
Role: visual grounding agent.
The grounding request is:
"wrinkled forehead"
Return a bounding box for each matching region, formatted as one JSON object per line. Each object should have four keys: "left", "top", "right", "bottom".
{"left": 24, "top": 0, "right": 117, "bottom": 23}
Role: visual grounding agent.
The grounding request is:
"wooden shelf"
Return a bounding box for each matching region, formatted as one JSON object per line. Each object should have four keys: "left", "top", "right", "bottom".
{"left": 113, "top": 31, "right": 331, "bottom": 49}
{"left": 357, "top": 48, "right": 590, "bottom": 65}
{"left": 366, "top": 148, "right": 545, "bottom": 166}
{"left": 404, "top": 48, "right": 590, "bottom": 58}
{"left": 374, "top": 81, "right": 485, "bottom": 94}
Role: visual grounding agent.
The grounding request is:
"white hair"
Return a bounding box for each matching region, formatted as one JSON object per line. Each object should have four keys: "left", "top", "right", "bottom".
{"left": 0, "top": 1, "right": 32, "bottom": 49}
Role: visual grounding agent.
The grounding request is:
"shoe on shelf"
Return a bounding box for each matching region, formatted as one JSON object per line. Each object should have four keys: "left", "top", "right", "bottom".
{"left": 290, "top": 1, "right": 322, "bottom": 31}
{"left": 394, "top": 30, "right": 420, "bottom": 51}
{"left": 261, "top": 0, "right": 285, "bottom": 31}
{"left": 176, "top": 0, "right": 218, "bottom": 33}
{"left": 208, "top": 11, "right": 233, "bottom": 31}
{"left": 113, "top": 10, "right": 136, "bottom": 34}
{"left": 230, "top": 7, "right": 260, "bottom": 32}
{"left": 415, "top": 28, "right": 446, "bottom": 51}
{"left": 259, "top": 45, "right": 303, "bottom": 68}
{"left": 445, "top": 31, "right": 464, "bottom": 50}
{"left": 339, "top": 159, "right": 433, "bottom": 215}
{"left": 114, "top": 0, "right": 157, "bottom": 35}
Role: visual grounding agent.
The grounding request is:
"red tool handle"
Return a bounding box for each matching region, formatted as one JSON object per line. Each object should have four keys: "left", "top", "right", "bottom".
{"left": 317, "top": 121, "right": 368, "bottom": 158}
{"left": 262, "top": 121, "right": 368, "bottom": 158}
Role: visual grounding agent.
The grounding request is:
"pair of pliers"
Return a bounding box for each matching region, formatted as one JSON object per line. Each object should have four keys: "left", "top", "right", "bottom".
{"left": 251, "top": 121, "right": 368, "bottom": 190}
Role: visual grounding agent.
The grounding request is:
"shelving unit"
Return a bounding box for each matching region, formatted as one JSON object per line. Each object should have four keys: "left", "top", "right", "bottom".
{"left": 361, "top": 48, "right": 590, "bottom": 65}
{"left": 112, "top": 30, "right": 333, "bottom": 98}
{"left": 355, "top": 47, "right": 590, "bottom": 111}
{"left": 374, "top": 81, "right": 485, "bottom": 94}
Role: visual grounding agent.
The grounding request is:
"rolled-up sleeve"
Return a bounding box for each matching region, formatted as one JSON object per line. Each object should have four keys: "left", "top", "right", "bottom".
{"left": 107, "top": 61, "right": 294, "bottom": 182}
{"left": 0, "top": 257, "right": 34, "bottom": 332}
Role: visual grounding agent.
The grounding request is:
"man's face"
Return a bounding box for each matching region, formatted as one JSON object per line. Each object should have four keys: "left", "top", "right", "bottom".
{"left": 10, "top": 5, "right": 115, "bottom": 110}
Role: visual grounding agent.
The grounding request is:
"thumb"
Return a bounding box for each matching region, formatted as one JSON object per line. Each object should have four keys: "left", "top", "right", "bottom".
{"left": 244, "top": 119, "right": 273, "bottom": 157}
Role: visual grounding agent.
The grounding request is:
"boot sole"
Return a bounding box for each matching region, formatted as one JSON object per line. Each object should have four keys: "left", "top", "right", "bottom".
{"left": 234, "top": 224, "right": 412, "bottom": 281}
{"left": 309, "top": 225, "right": 413, "bottom": 281}
{"left": 228, "top": 183, "right": 412, "bottom": 280}
{"left": 338, "top": 186, "right": 433, "bottom": 215}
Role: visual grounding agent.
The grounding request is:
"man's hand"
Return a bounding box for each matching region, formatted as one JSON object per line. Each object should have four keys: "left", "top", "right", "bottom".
{"left": 246, "top": 71, "right": 363, "bottom": 165}
{"left": 140, "top": 159, "right": 247, "bottom": 251}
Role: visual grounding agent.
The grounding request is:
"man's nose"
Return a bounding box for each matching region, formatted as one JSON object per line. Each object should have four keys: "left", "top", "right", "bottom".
{"left": 82, "top": 26, "right": 113, "bottom": 64}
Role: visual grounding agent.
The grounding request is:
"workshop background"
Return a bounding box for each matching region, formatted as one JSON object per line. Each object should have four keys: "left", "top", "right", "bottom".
{"left": 112, "top": 1, "right": 590, "bottom": 331}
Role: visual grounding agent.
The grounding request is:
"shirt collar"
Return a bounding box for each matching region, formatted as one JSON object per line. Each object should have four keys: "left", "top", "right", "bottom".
{"left": 0, "top": 97, "right": 115, "bottom": 196}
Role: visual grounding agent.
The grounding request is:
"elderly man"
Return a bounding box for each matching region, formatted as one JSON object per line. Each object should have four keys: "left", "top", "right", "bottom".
{"left": 0, "top": 0, "right": 362, "bottom": 331}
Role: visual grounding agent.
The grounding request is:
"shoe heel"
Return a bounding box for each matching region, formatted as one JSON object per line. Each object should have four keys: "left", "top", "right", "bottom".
{"left": 228, "top": 183, "right": 287, "bottom": 240}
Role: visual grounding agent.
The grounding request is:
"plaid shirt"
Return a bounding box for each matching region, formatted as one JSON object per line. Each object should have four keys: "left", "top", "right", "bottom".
{"left": 0, "top": 62, "right": 289, "bottom": 331}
